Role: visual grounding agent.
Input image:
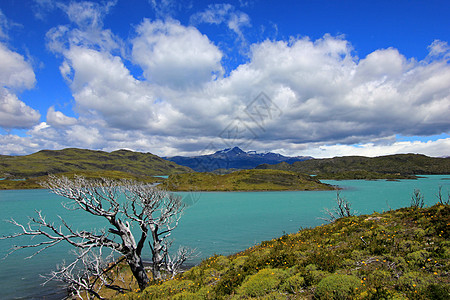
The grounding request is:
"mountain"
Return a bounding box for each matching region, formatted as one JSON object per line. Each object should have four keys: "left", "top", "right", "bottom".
{"left": 165, "top": 146, "right": 313, "bottom": 172}
{"left": 0, "top": 148, "right": 192, "bottom": 179}
{"left": 256, "top": 153, "right": 450, "bottom": 176}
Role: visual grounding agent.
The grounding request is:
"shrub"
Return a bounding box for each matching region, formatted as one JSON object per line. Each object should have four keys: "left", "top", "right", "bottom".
{"left": 315, "top": 274, "right": 361, "bottom": 300}
{"left": 307, "top": 251, "right": 341, "bottom": 272}
{"left": 237, "top": 268, "right": 286, "bottom": 297}
{"left": 171, "top": 292, "right": 204, "bottom": 300}
{"left": 280, "top": 273, "right": 305, "bottom": 294}
{"left": 140, "top": 279, "right": 196, "bottom": 298}
{"left": 231, "top": 255, "right": 248, "bottom": 267}
{"left": 397, "top": 271, "right": 428, "bottom": 292}
{"left": 424, "top": 284, "right": 450, "bottom": 300}
{"left": 303, "top": 263, "right": 331, "bottom": 282}
{"left": 406, "top": 250, "right": 430, "bottom": 267}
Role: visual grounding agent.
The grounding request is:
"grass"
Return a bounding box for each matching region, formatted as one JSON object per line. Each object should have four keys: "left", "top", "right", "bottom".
{"left": 112, "top": 203, "right": 449, "bottom": 299}
{"left": 160, "top": 169, "right": 335, "bottom": 191}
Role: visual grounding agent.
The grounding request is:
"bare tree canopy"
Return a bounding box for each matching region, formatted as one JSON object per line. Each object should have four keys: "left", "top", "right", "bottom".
{"left": 321, "top": 190, "right": 356, "bottom": 222}
{"left": 2, "top": 175, "right": 193, "bottom": 298}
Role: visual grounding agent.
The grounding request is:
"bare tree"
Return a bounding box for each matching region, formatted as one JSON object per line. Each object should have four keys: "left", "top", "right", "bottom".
{"left": 2, "top": 175, "right": 191, "bottom": 297}
{"left": 42, "top": 247, "right": 124, "bottom": 299}
{"left": 322, "top": 190, "right": 355, "bottom": 222}
{"left": 411, "top": 188, "right": 425, "bottom": 208}
{"left": 436, "top": 186, "right": 450, "bottom": 205}
{"left": 165, "top": 246, "right": 198, "bottom": 279}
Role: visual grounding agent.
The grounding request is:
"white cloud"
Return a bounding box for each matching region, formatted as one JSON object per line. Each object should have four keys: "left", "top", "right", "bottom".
{"left": 427, "top": 40, "right": 450, "bottom": 59}
{"left": 214, "top": 36, "right": 450, "bottom": 146}
{"left": 0, "top": 10, "right": 8, "bottom": 39}
{"left": 150, "top": 0, "right": 180, "bottom": 18}
{"left": 132, "top": 19, "right": 223, "bottom": 89}
{"left": 301, "top": 138, "right": 450, "bottom": 158}
{"left": 0, "top": 43, "right": 36, "bottom": 89}
{"left": 3, "top": 2, "right": 449, "bottom": 159}
{"left": 0, "top": 88, "right": 41, "bottom": 129}
{"left": 0, "top": 42, "right": 39, "bottom": 130}
{"left": 58, "top": 0, "right": 117, "bottom": 30}
{"left": 191, "top": 4, "right": 250, "bottom": 43}
{"left": 46, "top": 106, "right": 77, "bottom": 127}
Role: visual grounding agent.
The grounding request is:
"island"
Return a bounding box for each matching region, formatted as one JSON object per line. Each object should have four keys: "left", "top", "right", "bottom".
{"left": 159, "top": 169, "right": 335, "bottom": 191}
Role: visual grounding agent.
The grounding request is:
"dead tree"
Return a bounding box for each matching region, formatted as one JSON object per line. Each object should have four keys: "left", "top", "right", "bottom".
{"left": 411, "top": 188, "right": 425, "bottom": 208}
{"left": 2, "top": 175, "right": 190, "bottom": 297}
{"left": 42, "top": 247, "right": 124, "bottom": 299}
{"left": 122, "top": 181, "right": 187, "bottom": 280}
{"left": 322, "top": 190, "right": 355, "bottom": 222}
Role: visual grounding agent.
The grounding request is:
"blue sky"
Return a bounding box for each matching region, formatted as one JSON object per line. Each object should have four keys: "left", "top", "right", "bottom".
{"left": 0, "top": 0, "right": 449, "bottom": 157}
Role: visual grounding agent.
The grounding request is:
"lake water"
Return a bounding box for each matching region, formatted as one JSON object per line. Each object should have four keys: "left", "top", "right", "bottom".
{"left": 0, "top": 175, "right": 449, "bottom": 299}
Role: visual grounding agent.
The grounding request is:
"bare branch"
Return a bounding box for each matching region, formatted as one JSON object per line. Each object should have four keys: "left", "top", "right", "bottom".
{"left": 320, "top": 191, "right": 356, "bottom": 222}
{"left": 4, "top": 175, "right": 191, "bottom": 296}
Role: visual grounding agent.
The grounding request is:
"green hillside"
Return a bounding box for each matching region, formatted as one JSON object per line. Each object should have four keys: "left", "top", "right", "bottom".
{"left": 160, "top": 169, "right": 335, "bottom": 191}
{"left": 257, "top": 154, "right": 450, "bottom": 179}
{"left": 117, "top": 204, "right": 450, "bottom": 299}
{"left": 0, "top": 148, "right": 192, "bottom": 189}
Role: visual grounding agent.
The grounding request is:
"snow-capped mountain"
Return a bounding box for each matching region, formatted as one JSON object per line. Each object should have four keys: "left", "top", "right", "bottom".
{"left": 165, "top": 147, "right": 313, "bottom": 172}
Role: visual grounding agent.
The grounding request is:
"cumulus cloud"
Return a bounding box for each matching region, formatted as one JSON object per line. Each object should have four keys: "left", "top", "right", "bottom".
{"left": 0, "top": 42, "right": 40, "bottom": 130}
{"left": 46, "top": 106, "right": 77, "bottom": 127}
{"left": 0, "top": 43, "right": 36, "bottom": 89}
{"left": 213, "top": 35, "right": 450, "bottom": 146}
{"left": 2, "top": 1, "right": 449, "bottom": 158}
{"left": 301, "top": 138, "right": 450, "bottom": 158}
{"left": 0, "top": 89, "right": 41, "bottom": 129}
{"left": 132, "top": 19, "right": 223, "bottom": 89}
{"left": 43, "top": 22, "right": 450, "bottom": 157}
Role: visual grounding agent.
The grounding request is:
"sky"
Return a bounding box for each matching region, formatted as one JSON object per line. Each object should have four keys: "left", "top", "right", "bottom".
{"left": 0, "top": 0, "right": 449, "bottom": 158}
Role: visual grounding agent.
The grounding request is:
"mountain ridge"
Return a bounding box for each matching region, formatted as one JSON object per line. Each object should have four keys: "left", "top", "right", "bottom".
{"left": 256, "top": 153, "right": 450, "bottom": 175}
{"left": 0, "top": 148, "right": 192, "bottom": 179}
{"left": 165, "top": 146, "right": 313, "bottom": 172}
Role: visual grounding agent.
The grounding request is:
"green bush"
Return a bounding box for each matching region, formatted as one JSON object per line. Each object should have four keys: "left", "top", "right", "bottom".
{"left": 237, "top": 268, "right": 286, "bottom": 297}
{"left": 397, "top": 271, "right": 427, "bottom": 292}
{"left": 231, "top": 255, "right": 248, "bottom": 267}
{"left": 304, "top": 264, "right": 329, "bottom": 285}
{"left": 424, "top": 284, "right": 450, "bottom": 300}
{"left": 406, "top": 250, "right": 430, "bottom": 267}
{"left": 140, "top": 279, "right": 196, "bottom": 298}
{"left": 171, "top": 292, "right": 204, "bottom": 300}
{"left": 315, "top": 274, "right": 361, "bottom": 300}
{"left": 280, "top": 273, "right": 305, "bottom": 294}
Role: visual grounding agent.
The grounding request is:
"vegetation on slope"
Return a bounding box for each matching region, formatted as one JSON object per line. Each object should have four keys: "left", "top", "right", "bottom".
{"left": 160, "top": 169, "right": 335, "bottom": 191}
{"left": 0, "top": 148, "right": 192, "bottom": 189}
{"left": 257, "top": 154, "right": 450, "bottom": 179}
{"left": 315, "top": 171, "right": 418, "bottom": 180}
{"left": 116, "top": 204, "right": 449, "bottom": 299}
{"left": 0, "top": 170, "right": 162, "bottom": 190}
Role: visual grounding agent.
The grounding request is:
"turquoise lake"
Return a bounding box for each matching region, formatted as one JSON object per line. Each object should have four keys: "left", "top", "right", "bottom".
{"left": 0, "top": 175, "right": 449, "bottom": 299}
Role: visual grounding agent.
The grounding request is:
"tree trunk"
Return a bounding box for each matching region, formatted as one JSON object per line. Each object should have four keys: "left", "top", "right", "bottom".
{"left": 126, "top": 252, "right": 149, "bottom": 290}
{"left": 114, "top": 219, "right": 150, "bottom": 290}
{"left": 151, "top": 241, "right": 164, "bottom": 280}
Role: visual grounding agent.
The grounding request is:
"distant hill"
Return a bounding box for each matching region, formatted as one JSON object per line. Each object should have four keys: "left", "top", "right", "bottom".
{"left": 256, "top": 154, "right": 450, "bottom": 177}
{"left": 0, "top": 148, "right": 192, "bottom": 179}
{"left": 165, "top": 146, "right": 312, "bottom": 172}
{"left": 160, "top": 169, "right": 334, "bottom": 191}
